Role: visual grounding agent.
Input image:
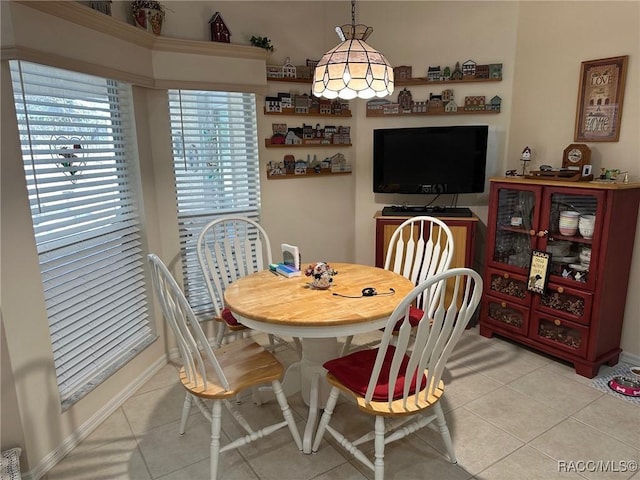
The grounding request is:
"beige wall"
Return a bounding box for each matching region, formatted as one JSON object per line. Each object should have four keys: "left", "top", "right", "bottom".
{"left": 153, "top": 1, "right": 359, "bottom": 263}
{"left": 1, "top": 1, "right": 638, "bottom": 477}
{"left": 351, "top": 1, "right": 519, "bottom": 267}
{"left": 0, "top": 31, "right": 168, "bottom": 480}
{"left": 508, "top": 1, "right": 640, "bottom": 357}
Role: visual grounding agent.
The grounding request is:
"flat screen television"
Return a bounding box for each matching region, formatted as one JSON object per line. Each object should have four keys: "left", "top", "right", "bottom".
{"left": 373, "top": 125, "right": 488, "bottom": 194}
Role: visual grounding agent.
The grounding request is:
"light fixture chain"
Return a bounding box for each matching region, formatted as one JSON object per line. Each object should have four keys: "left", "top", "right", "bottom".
{"left": 351, "top": 0, "right": 356, "bottom": 27}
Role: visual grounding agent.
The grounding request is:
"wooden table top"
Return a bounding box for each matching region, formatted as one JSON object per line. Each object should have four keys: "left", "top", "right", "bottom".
{"left": 224, "top": 263, "right": 414, "bottom": 328}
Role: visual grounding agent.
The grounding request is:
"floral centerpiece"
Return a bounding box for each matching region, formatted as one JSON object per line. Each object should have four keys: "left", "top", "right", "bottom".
{"left": 131, "top": 1, "right": 165, "bottom": 35}
{"left": 305, "top": 262, "right": 338, "bottom": 289}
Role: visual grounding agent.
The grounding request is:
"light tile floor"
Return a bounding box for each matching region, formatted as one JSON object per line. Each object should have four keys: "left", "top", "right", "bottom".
{"left": 45, "top": 328, "right": 639, "bottom": 480}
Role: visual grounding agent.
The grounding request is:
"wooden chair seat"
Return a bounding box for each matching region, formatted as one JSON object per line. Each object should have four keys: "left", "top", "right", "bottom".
{"left": 180, "top": 338, "right": 283, "bottom": 399}
{"left": 216, "top": 308, "right": 248, "bottom": 331}
{"left": 327, "top": 372, "right": 444, "bottom": 416}
{"left": 323, "top": 347, "right": 426, "bottom": 401}
{"left": 324, "top": 343, "right": 444, "bottom": 416}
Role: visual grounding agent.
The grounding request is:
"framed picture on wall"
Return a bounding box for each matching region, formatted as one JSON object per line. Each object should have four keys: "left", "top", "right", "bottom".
{"left": 574, "top": 55, "right": 628, "bottom": 142}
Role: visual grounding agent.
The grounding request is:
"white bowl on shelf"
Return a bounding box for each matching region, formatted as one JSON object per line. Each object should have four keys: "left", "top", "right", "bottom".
{"left": 558, "top": 210, "right": 580, "bottom": 237}
{"left": 559, "top": 211, "right": 579, "bottom": 236}
{"left": 579, "top": 215, "right": 595, "bottom": 239}
{"left": 559, "top": 226, "right": 577, "bottom": 236}
{"left": 560, "top": 210, "right": 580, "bottom": 220}
{"left": 560, "top": 211, "right": 579, "bottom": 221}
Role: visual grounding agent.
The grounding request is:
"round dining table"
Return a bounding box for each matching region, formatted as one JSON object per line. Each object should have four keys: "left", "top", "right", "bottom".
{"left": 224, "top": 262, "right": 414, "bottom": 453}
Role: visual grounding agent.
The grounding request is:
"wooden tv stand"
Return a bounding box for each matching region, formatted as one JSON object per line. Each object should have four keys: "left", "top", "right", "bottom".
{"left": 374, "top": 211, "right": 478, "bottom": 271}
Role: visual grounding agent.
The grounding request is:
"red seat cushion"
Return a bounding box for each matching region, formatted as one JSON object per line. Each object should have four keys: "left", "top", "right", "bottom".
{"left": 390, "top": 306, "right": 424, "bottom": 331}
{"left": 221, "top": 307, "right": 240, "bottom": 326}
{"left": 408, "top": 306, "right": 424, "bottom": 327}
{"left": 323, "top": 346, "right": 426, "bottom": 401}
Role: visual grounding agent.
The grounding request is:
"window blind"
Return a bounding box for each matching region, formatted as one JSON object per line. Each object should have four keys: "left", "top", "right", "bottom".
{"left": 10, "top": 60, "right": 155, "bottom": 409}
{"left": 168, "top": 90, "right": 261, "bottom": 317}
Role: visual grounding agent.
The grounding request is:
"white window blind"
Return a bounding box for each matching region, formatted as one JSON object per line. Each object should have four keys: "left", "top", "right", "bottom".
{"left": 168, "top": 90, "right": 261, "bottom": 316}
{"left": 10, "top": 60, "right": 155, "bottom": 409}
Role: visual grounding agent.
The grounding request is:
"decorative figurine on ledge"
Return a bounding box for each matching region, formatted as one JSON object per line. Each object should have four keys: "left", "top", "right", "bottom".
{"left": 250, "top": 36, "right": 274, "bottom": 52}
{"left": 520, "top": 146, "right": 532, "bottom": 176}
{"left": 131, "top": 0, "right": 165, "bottom": 35}
{"left": 209, "top": 12, "right": 230, "bottom": 43}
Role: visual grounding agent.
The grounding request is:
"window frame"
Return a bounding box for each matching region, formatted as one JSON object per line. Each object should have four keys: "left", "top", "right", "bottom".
{"left": 9, "top": 59, "right": 156, "bottom": 409}
{"left": 168, "top": 89, "right": 262, "bottom": 317}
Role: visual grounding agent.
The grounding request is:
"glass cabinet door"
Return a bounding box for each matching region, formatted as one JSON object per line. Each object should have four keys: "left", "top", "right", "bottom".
{"left": 540, "top": 188, "right": 605, "bottom": 291}
{"left": 490, "top": 186, "right": 540, "bottom": 271}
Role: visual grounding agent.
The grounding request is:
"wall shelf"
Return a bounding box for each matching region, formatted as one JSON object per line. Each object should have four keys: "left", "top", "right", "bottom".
{"left": 264, "top": 108, "right": 351, "bottom": 118}
{"left": 266, "top": 76, "right": 502, "bottom": 87}
{"left": 396, "top": 77, "right": 502, "bottom": 86}
{"left": 266, "top": 77, "right": 501, "bottom": 87}
{"left": 366, "top": 109, "right": 500, "bottom": 118}
{"left": 267, "top": 170, "right": 351, "bottom": 180}
{"left": 266, "top": 77, "right": 313, "bottom": 84}
{"left": 265, "top": 139, "right": 351, "bottom": 148}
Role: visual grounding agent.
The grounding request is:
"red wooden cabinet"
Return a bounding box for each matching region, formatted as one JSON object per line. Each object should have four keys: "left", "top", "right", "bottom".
{"left": 480, "top": 178, "right": 640, "bottom": 377}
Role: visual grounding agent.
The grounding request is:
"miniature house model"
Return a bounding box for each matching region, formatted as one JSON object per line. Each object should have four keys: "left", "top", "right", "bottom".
{"left": 209, "top": 12, "right": 230, "bottom": 43}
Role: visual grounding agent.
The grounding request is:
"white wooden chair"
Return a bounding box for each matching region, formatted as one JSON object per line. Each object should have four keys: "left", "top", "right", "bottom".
{"left": 343, "top": 216, "right": 455, "bottom": 353}
{"left": 312, "top": 268, "right": 483, "bottom": 480}
{"left": 147, "top": 254, "right": 302, "bottom": 480}
{"left": 196, "top": 216, "right": 300, "bottom": 354}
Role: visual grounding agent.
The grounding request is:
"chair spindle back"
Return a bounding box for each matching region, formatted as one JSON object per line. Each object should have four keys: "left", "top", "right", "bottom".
{"left": 366, "top": 268, "right": 482, "bottom": 406}
{"left": 148, "top": 254, "right": 229, "bottom": 391}
{"left": 383, "top": 216, "right": 455, "bottom": 316}
{"left": 197, "top": 217, "right": 273, "bottom": 318}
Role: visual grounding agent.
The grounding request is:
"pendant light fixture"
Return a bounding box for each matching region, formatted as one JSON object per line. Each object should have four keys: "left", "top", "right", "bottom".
{"left": 312, "top": 0, "right": 394, "bottom": 100}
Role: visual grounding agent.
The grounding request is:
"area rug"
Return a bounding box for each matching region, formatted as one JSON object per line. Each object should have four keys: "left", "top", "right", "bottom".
{"left": 591, "top": 362, "right": 640, "bottom": 406}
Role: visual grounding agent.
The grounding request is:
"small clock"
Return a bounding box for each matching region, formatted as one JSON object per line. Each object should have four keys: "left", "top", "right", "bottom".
{"left": 562, "top": 143, "right": 591, "bottom": 172}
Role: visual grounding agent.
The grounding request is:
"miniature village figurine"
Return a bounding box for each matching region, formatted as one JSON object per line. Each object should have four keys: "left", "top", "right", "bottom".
{"left": 520, "top": 146, "right": 532, "bottom": 175}
{"left": 209, "top": 12, "right": 230, "bottom": 43}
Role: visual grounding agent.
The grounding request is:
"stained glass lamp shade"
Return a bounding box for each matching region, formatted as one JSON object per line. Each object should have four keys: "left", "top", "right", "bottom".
{"left": 312, "top": 22, "right": 394, "bottom": 100}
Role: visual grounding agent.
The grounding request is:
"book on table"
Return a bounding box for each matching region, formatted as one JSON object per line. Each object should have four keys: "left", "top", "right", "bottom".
{"left": 275, "top": 263, "right": 301, "bottom": 278}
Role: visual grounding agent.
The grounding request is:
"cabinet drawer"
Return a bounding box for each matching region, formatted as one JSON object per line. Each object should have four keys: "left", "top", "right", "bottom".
{"left": 486, "top": 268, "right": 532, "bottom": 306}
{"left": 530, "top": 313, "right": 588, "bottom": 357}
{"left": 481, "top": 296, "right": 529, "bottom": 335}
{"left": 534, "top": 282, "right": 593, "bottom": 326}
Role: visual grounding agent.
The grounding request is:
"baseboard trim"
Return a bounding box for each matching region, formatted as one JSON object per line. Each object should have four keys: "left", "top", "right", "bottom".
{"left": 23, "top": 355, "right": 168, "bottom": 480}
{"left": 620, "top": 351, "right": 640, "bottom": 367}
